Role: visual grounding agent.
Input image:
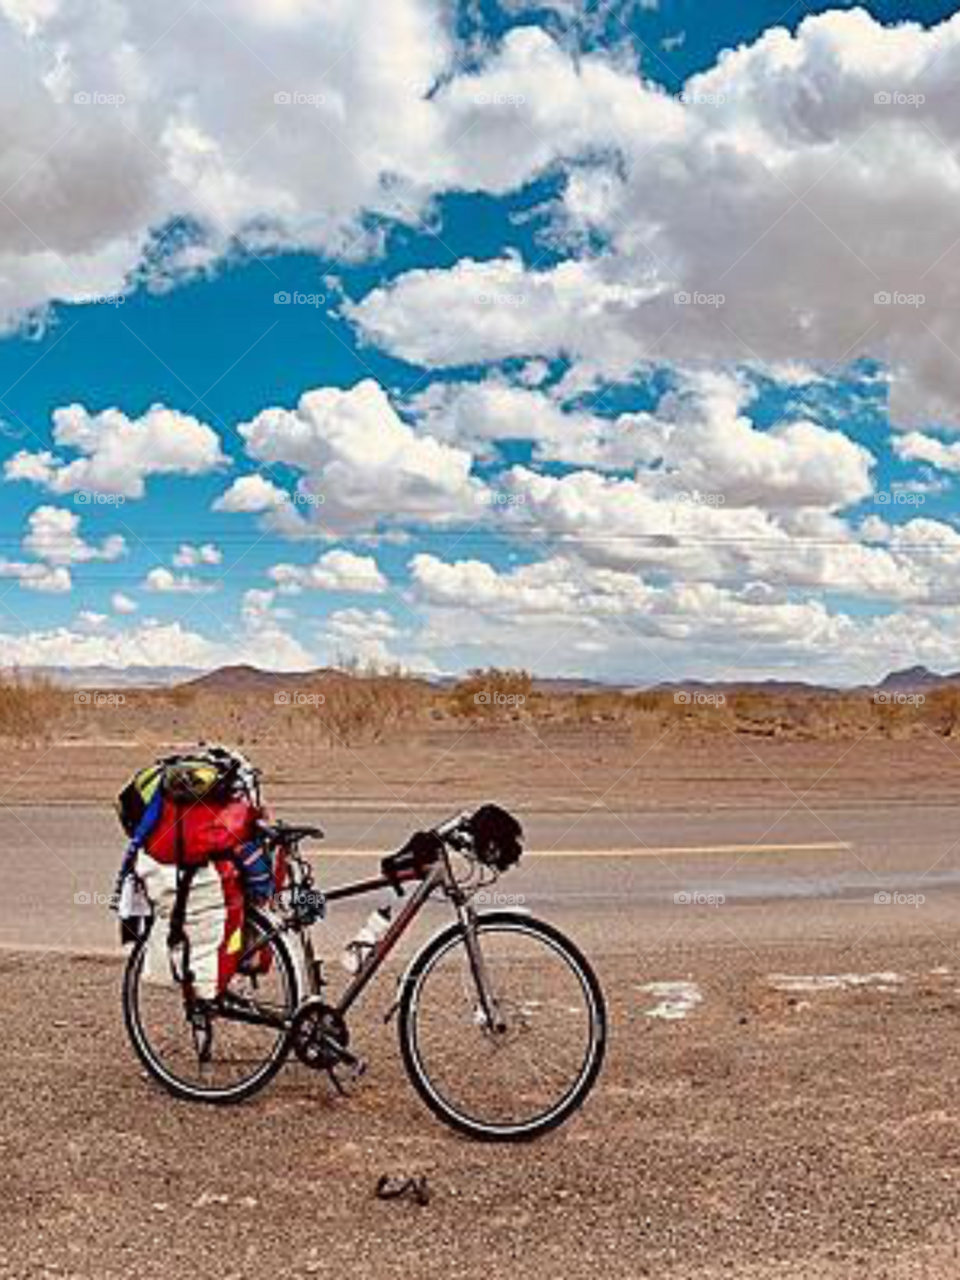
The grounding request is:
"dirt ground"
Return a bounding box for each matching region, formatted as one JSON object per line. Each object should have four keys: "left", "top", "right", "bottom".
{"left": 6, "top": 931, "right": 960, "bottom": 1280}
{"left": 4, "top": 719, "right": 960, "bottom": 811}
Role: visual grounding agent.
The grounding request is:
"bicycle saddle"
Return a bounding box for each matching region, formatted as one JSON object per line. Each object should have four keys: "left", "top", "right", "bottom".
{"left": 260, "top": 821, "right": 324, "bottom": 844}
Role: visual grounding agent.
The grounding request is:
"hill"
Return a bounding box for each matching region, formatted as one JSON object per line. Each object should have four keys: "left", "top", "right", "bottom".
{"left": 876, "top": 666, "right": 960, "bottom": 693}
{"left": 181, "top": 664, "right": 336, "bottom": 694}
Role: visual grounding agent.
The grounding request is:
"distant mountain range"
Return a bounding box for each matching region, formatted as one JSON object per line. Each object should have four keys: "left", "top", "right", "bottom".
{"left": 13, "top": 662, "right": 960, "bottom": 696}
{"left": 645, "top": 678, "right": 845, "bottom": 697}
{"left": 25, "top": 665, "right": 206, "bottom": 689}
{"left": 875, "top": 665, "right": 960, "bottom": 692}
{"left": 182, "top": 664, "right": 337, "bottom": 693}
{"left": 646, "top": 668, "right": 960, "bottom": 696}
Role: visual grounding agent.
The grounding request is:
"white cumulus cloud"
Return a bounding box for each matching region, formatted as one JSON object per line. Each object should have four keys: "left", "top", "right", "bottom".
{"left": 238, "top": 379, "right": 484, "bottom": 536}
{"left": 173, "top": 542, "right": 223, "bottom": 568}
{"left": 111, "top": 591, "right": 138, "bottom": 614}
{"left": 144, "top": 566, "right": 219, "bottom": 594}
{"left": 5, "top": 405, "right": 226, "bottom": 498}
{"left": 213, "top": 474, "right": 290, "bottom": 513}
{"left": 269, "top": 548, "right": 387, "bottom": 594}
{"left": 21, "top": 503, "right": 125, "bottom": 565}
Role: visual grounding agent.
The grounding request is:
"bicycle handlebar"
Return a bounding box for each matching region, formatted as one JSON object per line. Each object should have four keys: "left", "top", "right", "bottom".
{"left": 433, "top": 811, "right": 473, "bottom": 847}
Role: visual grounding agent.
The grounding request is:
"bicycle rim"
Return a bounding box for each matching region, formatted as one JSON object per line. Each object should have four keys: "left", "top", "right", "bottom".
{"left": 401, "top": 916, "right": 605, "bottom": 1139}
{"left": 123, "top": 910, "right": 298, "bottom": 1103}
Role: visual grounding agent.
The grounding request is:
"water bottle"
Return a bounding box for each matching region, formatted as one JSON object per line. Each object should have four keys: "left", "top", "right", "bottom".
{"left": 341, "top": 906, "right": 392, "bottom": 974}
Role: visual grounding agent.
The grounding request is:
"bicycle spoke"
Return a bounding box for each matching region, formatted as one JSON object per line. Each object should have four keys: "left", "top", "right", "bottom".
{"left": 125, "top": 912, "right": 297, "bottom": 1101}
{"left": 402, "top": 919, "right": 603, "bottom": 1137}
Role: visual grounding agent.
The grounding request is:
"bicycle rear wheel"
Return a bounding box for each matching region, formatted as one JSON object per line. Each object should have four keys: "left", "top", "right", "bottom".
{"left": 398, "top": 912, "right": 606, "bottom": 1141}
{"left": 122, "top": 908, "right": 299, "bottom": 1104}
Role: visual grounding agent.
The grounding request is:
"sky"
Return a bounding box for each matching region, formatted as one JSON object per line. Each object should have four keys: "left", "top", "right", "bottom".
{"left": 2, "top": 0, "right": 960, "bottom": 684}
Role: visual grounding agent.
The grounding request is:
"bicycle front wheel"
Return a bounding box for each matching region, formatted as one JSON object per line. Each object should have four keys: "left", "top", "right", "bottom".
{"left": 398, "top": 912, "right": 606, "bottom": 1141}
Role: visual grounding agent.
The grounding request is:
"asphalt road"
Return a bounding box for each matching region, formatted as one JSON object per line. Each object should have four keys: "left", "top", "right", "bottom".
{"left": 5, "top": 798, "right": 960, "bottom": 955}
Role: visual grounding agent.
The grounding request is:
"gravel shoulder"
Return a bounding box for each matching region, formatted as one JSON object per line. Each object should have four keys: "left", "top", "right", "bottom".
{"left": 6, "top": 927, "right": 960, "bottom": 1280}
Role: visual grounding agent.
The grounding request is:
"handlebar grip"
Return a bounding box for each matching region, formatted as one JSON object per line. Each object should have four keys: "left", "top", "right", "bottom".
{"left": 381, "top": 830, "right": 445, "bottom": 893}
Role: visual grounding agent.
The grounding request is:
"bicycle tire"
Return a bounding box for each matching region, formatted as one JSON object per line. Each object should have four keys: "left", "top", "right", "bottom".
{"left": 122, "top": 907, "right": 299, "bottom": 1105}
{"left": 397, "top": 912, "right": 606, "bottom": 1141}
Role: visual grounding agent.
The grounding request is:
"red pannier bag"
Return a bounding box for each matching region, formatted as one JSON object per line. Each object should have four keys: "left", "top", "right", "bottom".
{"left": 143, "top": 794, "right": 262, "bottom": 866}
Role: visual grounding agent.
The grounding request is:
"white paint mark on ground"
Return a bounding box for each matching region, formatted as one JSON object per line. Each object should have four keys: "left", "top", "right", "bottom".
{"left": 639, "top": 981, "right": 704, "bottom": 1020}
{"left": 768, "top": 973, "right": 905, "bottom": 993}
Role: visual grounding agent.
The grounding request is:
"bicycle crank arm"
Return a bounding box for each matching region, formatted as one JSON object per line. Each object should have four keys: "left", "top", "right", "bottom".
{"left": 328, "top": 1052, "right": 367, "bottom": 1096}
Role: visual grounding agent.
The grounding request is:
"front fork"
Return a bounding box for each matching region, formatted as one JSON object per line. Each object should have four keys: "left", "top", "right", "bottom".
{"left": 458, "top": 902, "right": 507, "bottom": 1035}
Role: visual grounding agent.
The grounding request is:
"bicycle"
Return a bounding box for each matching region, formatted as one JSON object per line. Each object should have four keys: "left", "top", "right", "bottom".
{"left": 122, "top": 805, "right": 607, "bottom": 1141}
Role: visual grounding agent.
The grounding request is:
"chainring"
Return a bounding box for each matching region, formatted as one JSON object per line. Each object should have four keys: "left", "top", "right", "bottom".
{"left": 291, "top": 1001, "right": 350, "bottom": 1071}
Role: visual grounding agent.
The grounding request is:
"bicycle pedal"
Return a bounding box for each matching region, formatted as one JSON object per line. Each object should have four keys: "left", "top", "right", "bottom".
{"left": 339, "top": 1053, "right": 367, "bottom": 1082}
{"left": 327, "top": 1056, "right": 367, "bottom": 1096}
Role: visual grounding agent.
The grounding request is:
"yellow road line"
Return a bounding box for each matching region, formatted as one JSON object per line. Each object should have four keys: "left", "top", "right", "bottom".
{"left": 310, "top": 841, "right": 851, "bottom": 859}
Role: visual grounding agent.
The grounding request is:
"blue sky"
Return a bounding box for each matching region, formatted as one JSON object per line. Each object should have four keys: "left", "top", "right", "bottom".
{"left": 1, "top": 0, "right": 959, "bottom": 683}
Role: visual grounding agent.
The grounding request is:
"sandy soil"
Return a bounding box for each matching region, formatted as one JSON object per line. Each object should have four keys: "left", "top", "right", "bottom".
{"left": 5, "top": 929, "right": 960, "bottom": 1279}
{"left": 4, "top": 722, "right": 960, "bottom": 811}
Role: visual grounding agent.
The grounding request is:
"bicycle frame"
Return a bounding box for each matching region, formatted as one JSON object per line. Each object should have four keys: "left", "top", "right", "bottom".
{"left": 321, "top": 860, "right": 447, "bottom": 1017}
{"left": 259, "top": 840, "right": 495, "bottom": 1027}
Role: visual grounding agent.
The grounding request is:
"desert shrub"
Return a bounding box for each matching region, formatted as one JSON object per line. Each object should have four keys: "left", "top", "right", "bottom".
{"left": 449, "top": 668, "right": 533, "bottom": 718}
{"left": 866, "top": 693, "right": 927, "bottom": 737}
{"left": 918, "top": 687, "right": 960, "bottom": 736}
{"left": 630, "top": 691, "right": 667, "bottom": 715}
{"left": 293, "top": 673, "right": 432, "bottom": 745}
{"left": 0, "top": 671, "right": 64, "bottom": 743}
{"left": 734, "top": 691, "right": 780, "bottom": 723}
{"left": 126, "top": 673, "right": 433, "bottom": 752}
{"left": 563, "top": 690, "right": 657, "bottom": 725}
{"left": 162, "top": 685, "right": 198, "bottom": 710}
